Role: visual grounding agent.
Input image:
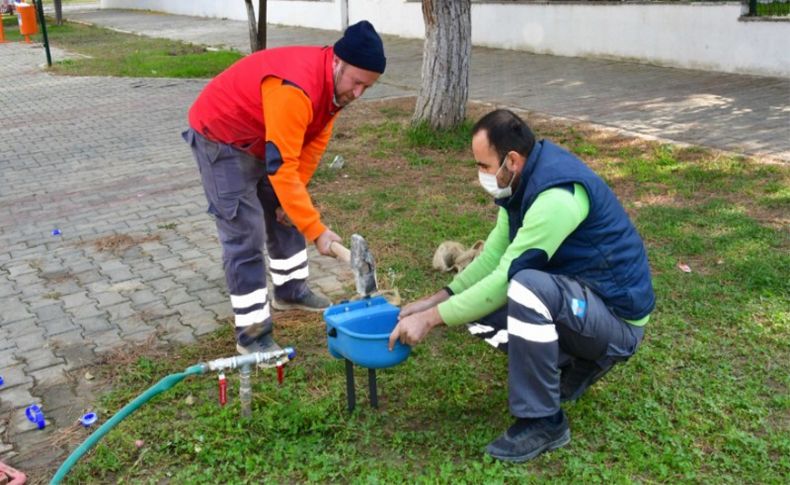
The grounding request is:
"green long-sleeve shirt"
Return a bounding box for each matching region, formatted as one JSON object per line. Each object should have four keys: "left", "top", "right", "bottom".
{"left": 437, "top": 184, "right": 589, "bottom": 325}
{"left": 436, "top": 184, "right": 650, "bottom": 327}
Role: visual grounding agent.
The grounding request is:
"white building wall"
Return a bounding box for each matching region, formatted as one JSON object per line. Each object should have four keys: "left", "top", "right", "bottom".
{"left": 346, "top": 0, "right": 425, "bottom": 39}
{"left": 469, "top": 3, "right": 789, "bottom": 77}
{"left": 100, "top": 1, "right": 790, "bottom": 77}
{"left": 100, "top": 0, "right": 341, "bottom": 29}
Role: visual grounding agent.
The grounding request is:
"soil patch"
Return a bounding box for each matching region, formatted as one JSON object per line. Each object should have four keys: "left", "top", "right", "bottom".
{"left": 88, "top": 233, "right": 161, "bottom": 256}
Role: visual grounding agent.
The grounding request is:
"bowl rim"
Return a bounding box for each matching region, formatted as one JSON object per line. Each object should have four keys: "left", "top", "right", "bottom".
{"left": 335, "top": 324, "right": 399, "bottom": 342}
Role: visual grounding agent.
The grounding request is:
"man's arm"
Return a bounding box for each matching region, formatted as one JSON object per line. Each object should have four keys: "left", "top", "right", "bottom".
{"left": 396, "top": 208, "right": 509, "bottom": 320}
{"left": 436, "top": 184, "right": 590, "bottom": 326}
{"left": 446, "top": 208, "right": 510, "bottom": 295}
{"left": 261, "top": 77, "right": 326, "bottom": 242}
{"left": 297, "top": 118, "right": 335, "bottom": 185}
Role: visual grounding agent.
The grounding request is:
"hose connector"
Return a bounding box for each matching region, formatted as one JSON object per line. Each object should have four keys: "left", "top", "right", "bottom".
{"left": 206, "top": 347, "right": 295, "bottom": 372}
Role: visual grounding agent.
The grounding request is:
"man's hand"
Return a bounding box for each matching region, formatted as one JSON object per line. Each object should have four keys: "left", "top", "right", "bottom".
{"left": 399, "top": 288, "right": 451, "bottom": 319}
{"left": 315, "top": 228, "right": 343, "bottom": 256}
{"left": 275, "top": 206, "right": 294, "bottom": 227}
{"left": 388, "top": 306, "right": 443, "bottom": 350}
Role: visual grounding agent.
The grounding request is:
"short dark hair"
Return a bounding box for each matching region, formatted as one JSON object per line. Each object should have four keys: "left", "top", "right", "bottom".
{"left": 472, "top": 109, "right": 535, "bottom": 162}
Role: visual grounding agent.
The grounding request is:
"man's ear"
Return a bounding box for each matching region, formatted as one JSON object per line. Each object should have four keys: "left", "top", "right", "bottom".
{"left": 506, "top": 150, "right": 525, "bottom": 172}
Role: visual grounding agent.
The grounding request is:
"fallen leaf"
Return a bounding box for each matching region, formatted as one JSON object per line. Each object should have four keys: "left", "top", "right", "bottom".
{"left": 677, "top": 263, "right": 692, "bottom": 273}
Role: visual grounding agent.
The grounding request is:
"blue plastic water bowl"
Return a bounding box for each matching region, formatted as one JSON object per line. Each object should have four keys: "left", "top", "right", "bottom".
{"left": 324, "top": 296, "right": 411, "bottom": 369}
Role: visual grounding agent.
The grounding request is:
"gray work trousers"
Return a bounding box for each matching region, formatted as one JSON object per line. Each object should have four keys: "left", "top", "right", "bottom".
{"left": 469, "top": 269, "right": 645, "bottom": 418}
{"left": 183, "top": 128, "right": 310, "bottom": 346}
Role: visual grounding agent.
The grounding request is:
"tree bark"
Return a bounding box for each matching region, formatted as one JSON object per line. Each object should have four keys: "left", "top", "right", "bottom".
{"left": 244, "top": 0, "right": 259, "bottom": 52}
{"left": 54, "top": 0, "right": 63, "bottom": 25}
{"left": 413, "top": 0, "right": 471, "bottom": 130}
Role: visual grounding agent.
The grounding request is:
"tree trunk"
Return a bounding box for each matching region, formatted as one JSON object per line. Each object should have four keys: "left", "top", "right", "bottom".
{"left": 257, "top": 0, "right": 267, "bottom": 50}
{"left": 54, "top": 0, "right": 63, "bottom": 25}
{"left": 244, "top": 0, "right": 260, "bottom": 52}
{"left": 413, "top": 0, "right": 471, "bottom": 130}
{"left": 340, "top": 0, "right": 349, "bottom": 30}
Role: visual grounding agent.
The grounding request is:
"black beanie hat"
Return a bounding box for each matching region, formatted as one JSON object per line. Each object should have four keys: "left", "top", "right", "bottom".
{"left": 333, "top": 20, "right": 386, "bottom": 74}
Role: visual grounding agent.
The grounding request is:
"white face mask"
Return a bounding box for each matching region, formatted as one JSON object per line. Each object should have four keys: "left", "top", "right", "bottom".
{"left": 478, "top": 156, "right": 515, "bottom": 199}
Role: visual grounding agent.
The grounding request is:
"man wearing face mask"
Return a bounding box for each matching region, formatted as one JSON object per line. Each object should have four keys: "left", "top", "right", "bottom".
{"left": 389, "top": 109, "right": 654, "bottom": 462}
{"left": 184, "top": 21, "right": 385, "bottom": 355}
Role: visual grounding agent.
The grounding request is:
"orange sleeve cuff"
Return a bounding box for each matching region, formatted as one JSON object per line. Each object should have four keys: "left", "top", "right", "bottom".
{"left": 303, "top": 220, "right": 327, "bottom": 243}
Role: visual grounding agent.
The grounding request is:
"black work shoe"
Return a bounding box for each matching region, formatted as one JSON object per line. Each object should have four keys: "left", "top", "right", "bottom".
{"left": 486, "top": 411, "right": 571, "bottom": 463}
{"left": 272, "top": 290, "right": 331, "bottom": 312}
{"left": 236, "top": 333, "right": 282, "bottom": 355}
{"left": 560, "top": 359, "right": 615, "bottom": 403}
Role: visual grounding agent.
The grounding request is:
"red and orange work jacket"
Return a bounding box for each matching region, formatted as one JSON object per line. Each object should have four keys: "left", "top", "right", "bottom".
{"left": 189, "top": 46, "right": 340, "bottom": 242}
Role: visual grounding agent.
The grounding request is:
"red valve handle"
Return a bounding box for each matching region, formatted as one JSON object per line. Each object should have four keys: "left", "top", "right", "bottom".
{"left": 218, "top": 373, "right": 227, "bottom": 406}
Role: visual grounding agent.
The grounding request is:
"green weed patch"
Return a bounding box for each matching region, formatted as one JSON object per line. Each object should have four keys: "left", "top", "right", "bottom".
{"left": 2, "top": 16, "right": 240, "bottom": 77}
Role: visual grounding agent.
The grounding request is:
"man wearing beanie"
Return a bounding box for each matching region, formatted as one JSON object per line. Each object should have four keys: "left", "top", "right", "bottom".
{"left": 183, "top": 21, "right": 386, "bottom": 354}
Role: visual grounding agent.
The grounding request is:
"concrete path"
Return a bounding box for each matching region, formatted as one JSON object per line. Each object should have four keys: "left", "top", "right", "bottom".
{"left": 63, "top": 6, "right": 790, "bottom": 161}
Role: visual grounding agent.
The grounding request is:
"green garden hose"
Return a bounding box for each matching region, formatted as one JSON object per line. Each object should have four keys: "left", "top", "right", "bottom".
{"left": 50, "top": 364, "right": 206, "bottom": 484}
{"left": 50, "top": 347, "right": 294, "bottom": 484}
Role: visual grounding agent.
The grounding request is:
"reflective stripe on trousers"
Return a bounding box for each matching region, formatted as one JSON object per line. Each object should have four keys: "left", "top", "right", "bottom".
{"left": 470, "top": 269, "right": 644, "bottom": 417}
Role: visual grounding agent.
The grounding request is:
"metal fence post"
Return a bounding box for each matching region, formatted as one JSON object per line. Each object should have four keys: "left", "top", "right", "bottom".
{"left": 34, "top": 0, "right": 51, "bottom": 66}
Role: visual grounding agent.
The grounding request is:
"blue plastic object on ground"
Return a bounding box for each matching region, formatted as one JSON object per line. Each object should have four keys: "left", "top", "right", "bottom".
{"left": 51, "top": 229, "right": 61, "bottom": 236}
{"left": 25, "top": 404, "right": 46, "bottom": 429}
{"left": 324, "top": 296, "right": 410, "bottom": 369}
{"left": 79, "top": 412, "right": 98, "bottom": 428}
{"left": 0, "top": 376, "right": 4, "bottom": 386}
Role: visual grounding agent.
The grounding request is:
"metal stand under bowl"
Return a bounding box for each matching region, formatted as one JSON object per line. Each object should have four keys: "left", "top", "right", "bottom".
{"left": 324, "top": 296, "right": 411, "bottom": 412}
{"left": 344, "top": 359, "right": 379, "bottom": 411}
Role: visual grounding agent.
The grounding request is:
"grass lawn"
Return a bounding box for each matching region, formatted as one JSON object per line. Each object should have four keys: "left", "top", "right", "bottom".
{"left": 1, "top": 15, "right": 240, "bottom": 77}
{"left": 756, "top": 1, "right": 790, "bottom": 16}
{"left": 51, "top": 98, "right": 789, "bottom": 483}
